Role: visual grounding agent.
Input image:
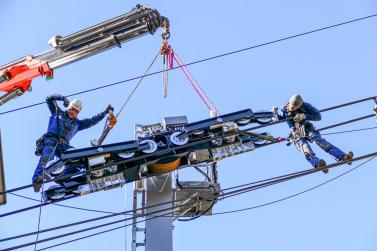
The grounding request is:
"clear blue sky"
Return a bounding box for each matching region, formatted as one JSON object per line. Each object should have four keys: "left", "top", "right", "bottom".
{"left": 1, "top": 1, "right": 377, "bottom": 250}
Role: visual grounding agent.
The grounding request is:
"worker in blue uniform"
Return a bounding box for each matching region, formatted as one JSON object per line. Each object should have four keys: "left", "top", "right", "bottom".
{"left": 273, "top": 94, "right": 353, "bottom": 173}
{"left": 32, "top": 94, "right": 113, "bottom": 192}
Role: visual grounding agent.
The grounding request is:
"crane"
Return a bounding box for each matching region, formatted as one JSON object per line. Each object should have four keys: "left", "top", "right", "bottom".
{"left": 0, "top": 4, "right": 169, "bottom": 106}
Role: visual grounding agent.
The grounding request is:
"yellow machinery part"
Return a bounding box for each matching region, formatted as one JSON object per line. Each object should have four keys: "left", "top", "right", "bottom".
{"left": 150, "top": 157, "right": 181, "bottom": 173}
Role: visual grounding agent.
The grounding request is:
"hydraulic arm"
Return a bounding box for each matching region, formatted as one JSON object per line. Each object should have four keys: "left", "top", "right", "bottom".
{"left": 0, "top": 4, "right": 169, "bottom": 106}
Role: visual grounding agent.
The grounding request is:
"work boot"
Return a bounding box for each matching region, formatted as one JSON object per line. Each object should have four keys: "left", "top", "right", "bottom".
{"left": 32, "top": 176, "right": 44, "bottom": 193}
{"left": 341, "top": 151, "right": 353, "bottom": 165}
{"left": 315, "top": 159, "right": 328, "bottom": 174}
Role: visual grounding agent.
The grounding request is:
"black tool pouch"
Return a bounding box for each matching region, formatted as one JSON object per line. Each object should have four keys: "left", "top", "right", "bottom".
{"left": 34, "top": 135, "right": 46, "bottom": 156}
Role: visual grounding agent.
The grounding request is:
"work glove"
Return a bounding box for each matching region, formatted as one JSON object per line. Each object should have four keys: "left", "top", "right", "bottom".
{"left": 105, "top": 104, "right": 114, "bottom": 114}
{"left": 271, "top": 107, "right": 279, "bottom": 122}
{"left": 63, "top": 97, "right": 70, "bottom": 108}
{"left": 293, "top": 113, "right": 306, "bottom": 122}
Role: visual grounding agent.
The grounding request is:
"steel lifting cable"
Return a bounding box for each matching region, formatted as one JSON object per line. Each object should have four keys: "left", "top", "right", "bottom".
{"left": 99, "top": 23, "right": 171, "bottom": 145}
{"left": 97, "top": 50, "right": 161, "bottom": 145}
{"left": 4, "top": 151, "right": 377, "bottom": 250}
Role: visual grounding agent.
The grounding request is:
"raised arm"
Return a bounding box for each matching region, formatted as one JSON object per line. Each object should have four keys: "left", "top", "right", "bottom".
{"left": 273, "top": 105, "right": 295, "bottom": 129}
{"left": 46, "top": 94, "right": 69, "bottom": 114}
{"left": 77, "top": 112, "right": 107, "bottom": 131}
{"left": 77, "top": 105, "right": 113, "bottom": 131}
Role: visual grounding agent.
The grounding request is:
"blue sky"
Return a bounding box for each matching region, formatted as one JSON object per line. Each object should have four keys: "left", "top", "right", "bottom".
{"left": 1, "top": 0, "right": 377, "bottom": 250}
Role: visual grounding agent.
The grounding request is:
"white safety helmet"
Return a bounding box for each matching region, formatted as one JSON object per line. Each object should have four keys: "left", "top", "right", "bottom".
{"left": 68, "top": 99, "right": 83, "bottom": 112}
{"left": 288, "top": 94, "right": 303, "bottom": 111}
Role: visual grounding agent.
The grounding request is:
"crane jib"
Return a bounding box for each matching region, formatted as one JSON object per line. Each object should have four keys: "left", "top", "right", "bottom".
{"left": 0, "top": 5, "right": 169, "bottom": 107}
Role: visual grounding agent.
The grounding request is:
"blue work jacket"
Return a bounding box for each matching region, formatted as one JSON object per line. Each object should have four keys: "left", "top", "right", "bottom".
{"left": 45, "top": 94, "right": 106, "bottom": 143}
{"left": 277, "top": 102, "right": 321, "bottom": 130}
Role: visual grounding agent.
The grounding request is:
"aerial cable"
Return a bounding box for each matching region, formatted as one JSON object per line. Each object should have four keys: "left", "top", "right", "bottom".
{"left": 4, "top": 198, "right": 185, "bottom": 250}
{"left": 209, "top": 152, "right": 374, "bottom": 204}
{"left": 213, "top": 155, "right": 377, "bottom": 216}
{"left": 0, "top": 200, "right": 57, "bottom": 218}
{"left": 0, "top": 194, "right": 199, "bottom": 242}
{"left": 249, "top": 112, "right": 377, "bottom": 150}
{"left": 3, "top": 172, "right": 303, "bottom": 248}
{"left": 34, "top": 156, "right": 377, "bottom": 250}
{"left": 321, "top": 126, "right": 377, "bottom": 136}
{"left": 36, "top": 211, "right": 174, "bottom": 251}
{"left": 5, "top": 152, "right": 377, "bottom": 250}
{"left": 317, "top": 114, "right": 375, "bottom": 132}
{"left": 0, "top": 111, "right": 372, "bottom": 205}
{"left": 0, "top": 168, "right": 318, "bottom": 242}
{"left": 9, "top": 192, "right": 116, "bottom": 214}
{"left": 0, "top": 102, "right": 376, "bottom": 203}
{"left": 33, "top": 137, "right": 61, "bottom": 250}
{"left": 3, "top": 151, "right": 376, "bottom": 245}
{"left": 1, "top": 13, "right": 376, "bottom": 116}
{"left": 247, "top": 96, "right": 377, "bottom": 131}
{"left": 177, "top": 152, "right": 371, "bottom": 222}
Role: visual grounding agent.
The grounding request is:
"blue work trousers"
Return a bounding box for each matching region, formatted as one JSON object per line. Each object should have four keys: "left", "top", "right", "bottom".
{"left": 294, "top": 130, "right": 345, "bottom": 167}
{"left": 32, "top": 137, "right": 71, "bottom": 182}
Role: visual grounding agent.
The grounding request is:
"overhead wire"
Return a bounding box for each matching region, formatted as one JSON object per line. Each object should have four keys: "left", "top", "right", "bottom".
{"left": 9, "top": 192, "right": 116, "bottom": 214}
{"left": 0, "top": 13, "right": 376, "bottom": 116}
{"left": 213, "top": 156, "right": 377, "bottom": 216}
{"left": 33, "top": 156, "right": 377, "bottom": 250}
{"left": 1, "top": 98, "right": 376, "bottom": 218}
{"left": 1, "top": 10, "right": 376, "bottom": 251}
{"left": 321, "top": 126, "right": 377, "bottom": 136}
{"left": 36, "top": 211, "right": 173, "bottom": 251}
{"left": 2, "top": 151, "right": 376, "bottom": 248}
{"left": 5, "top": 152, "right": 377, "bottom": 250}
{"left": 0, "top": 13, "right": 374, "bottom": 209}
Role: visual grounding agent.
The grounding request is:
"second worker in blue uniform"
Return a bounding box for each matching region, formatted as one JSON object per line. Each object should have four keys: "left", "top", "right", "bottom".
{"left": 273, "top": 94, "right": 353, "bottom": 173}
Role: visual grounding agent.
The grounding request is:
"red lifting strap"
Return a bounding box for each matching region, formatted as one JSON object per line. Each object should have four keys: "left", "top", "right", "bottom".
{"left": 168, "top": 48, "right": 219, "bottom": 114}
